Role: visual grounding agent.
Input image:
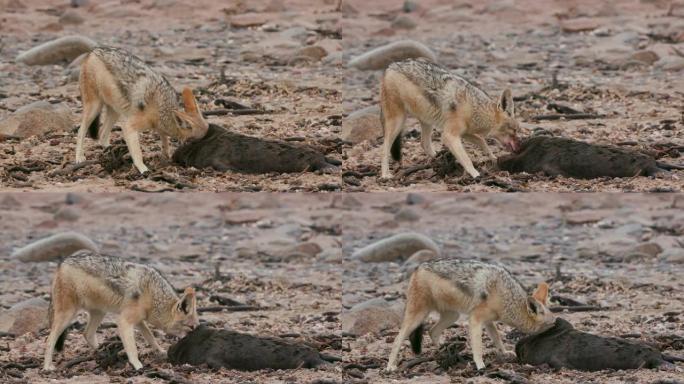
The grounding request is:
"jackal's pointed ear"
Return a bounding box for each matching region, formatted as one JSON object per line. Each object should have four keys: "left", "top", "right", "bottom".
{"left": 527, "top": 296, "right": 542, "bottom": 316}
{"left": 498, "top": 88, "right": 514, "bottom": 118}
{"left": 177, "top": 287, "right": 196, "bottom": 314}
{"left": 181, "top": 87, "right": 201, "bottom": 115}
{"left": 532, "top": 282, "right": 549, "bottom": 304}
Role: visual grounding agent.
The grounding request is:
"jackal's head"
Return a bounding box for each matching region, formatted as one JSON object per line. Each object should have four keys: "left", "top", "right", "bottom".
{"left": 523, "top": 282, "right": 555, "bottom": 334}
{"left": 492, "top": 89, "right": 521, "bottom": 153}
{"left": 174, "top": 88, "right": 210, "bottom": 140}
{"left": 164, "top": 287, "right": 199, "bottom": 336}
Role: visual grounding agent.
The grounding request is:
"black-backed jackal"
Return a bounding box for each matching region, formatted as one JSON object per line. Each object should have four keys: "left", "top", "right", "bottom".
{"left": 43, "top": 250, "right": 199, "bottom": 371}
{"left": 386, "top": 259, "right": 554, "bottom": 371}
{"left": 379, "top": 58, "right": 521, "bottom": 179}
{"left": 76, "top": 47, "right": 208, "bottom": 173}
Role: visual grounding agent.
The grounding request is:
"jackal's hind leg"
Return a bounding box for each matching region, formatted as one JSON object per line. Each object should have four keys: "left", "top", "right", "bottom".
{"left": 429, "top": 311, "right": 459, "bottom": 346}
{"left": 381, "top": 113, "right": 406, "bottom": 179}
{"left": 386, "top": 292, "right": 430, "bottom": 372}
{"left": 98, "top": 107, "right": 119, "bottom": 148}
{"left": 84, "top": 310, "right": 105, "bottom": 349}
{"left": 420, "top": 122, "right": 437, "bottom": 158}
{"left": 75, "top": 101, "right": 102, "bottom": 164}
{"left": 43, "top": 306, "right": 77, "bottom": 371}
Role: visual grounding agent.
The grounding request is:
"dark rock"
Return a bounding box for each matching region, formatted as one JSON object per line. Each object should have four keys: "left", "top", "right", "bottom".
{"left": 516, "top": 318, "right": 669, "bottom": 371}
{"left": 497, "top": 136, "right": 682, "bottom": 179}
{"left": 173, "top": 124, "right": 338, "bottom": 174}
{"left": 168, "top": 325, "right": 329, "bottom": 370}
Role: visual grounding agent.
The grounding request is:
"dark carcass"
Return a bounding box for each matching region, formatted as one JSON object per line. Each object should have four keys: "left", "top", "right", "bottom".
{"left": 167, "top": 325, "right": 332, "bottom": 371}
{"left": 497, "top": 136, "right": 682, "bottom": 179}
{"left": 172, "top": 124, "right": 338, "bottom": 174}
{"left": 516, "top": 318, "right": 674, "bottom": 371}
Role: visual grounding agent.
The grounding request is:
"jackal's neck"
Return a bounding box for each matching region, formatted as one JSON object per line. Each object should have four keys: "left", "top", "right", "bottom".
{"left": 140, "top": 268, "right": 179, "bottom": 322}
{"left": 497, "top": 275, "right": 536, "bottom": 332}
{"left": 469, "top": 99, "right": 499, "bottom": 133}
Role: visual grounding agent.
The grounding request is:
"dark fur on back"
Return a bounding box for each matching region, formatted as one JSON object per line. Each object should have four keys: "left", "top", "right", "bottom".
{"left": 173, "top": 124, "right": 338, "bottom": 174}
{"left": 409, "top": 323, "right": 424, "bottom": 354}
{"left": 497, "top": 136, "right": 679, "bottom": 179}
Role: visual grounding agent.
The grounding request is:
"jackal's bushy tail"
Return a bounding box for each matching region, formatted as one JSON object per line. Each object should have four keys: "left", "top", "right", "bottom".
{"left": 390, "top": 135, "right": 402, "bottom": 161}
{"left": 87, "top": 113, "right": 100, "bottom": 140}
{"left": 409, "top": 323, "right": 424, "bottom": 354}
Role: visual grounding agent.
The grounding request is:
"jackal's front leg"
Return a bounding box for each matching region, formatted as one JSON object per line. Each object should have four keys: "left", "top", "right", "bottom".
{"left": 464, "top": 134, "right": 496, "bottom": 163}
{"left": 443, "top": 130, "right": 480, "bottom": 179}
{"left": 484, "top": 322, "right": 514, "bottom": 360}
{"left": 117, "top": 317, "right": 143, "bottom": 370}
{"left": 122, "top": 121, "right": 149, "bottom": 174}
{"left": 468, "top": 316, "right": 487, "bottom": 370}
{"left": 138, "top": 321, "right": 164, "bottom": 356}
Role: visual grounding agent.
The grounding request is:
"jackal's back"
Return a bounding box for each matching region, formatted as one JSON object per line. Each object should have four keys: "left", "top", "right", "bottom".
{"left": 420, "top": 259, "right": 527, "bottom": 298}
{"left": 61, "top": 250, "right": 176, "bottom": 299}
{"left": 386, "top": 59, "right": 491, "bottom": 106}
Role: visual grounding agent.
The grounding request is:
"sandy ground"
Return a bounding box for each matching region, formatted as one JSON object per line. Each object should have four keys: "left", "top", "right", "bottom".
{"left": 0, "top": 0, "right": 342, "bottom": 192}
{"left": 341, "top": 0, "right": 684, "bottom": 192}
{"left": 0, "top": 192, "right": 342, "bottom": 383}
{"left": 341, "top": 193, "right": 684, "bottom": 383}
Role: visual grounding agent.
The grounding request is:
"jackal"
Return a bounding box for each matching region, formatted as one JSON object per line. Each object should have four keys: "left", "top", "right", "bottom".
{"left": 379, "top": 58, "right": 521, "bottom": 179}
{"left": 386, "top": 259, "right": 554, "bottom": 372}
{"left": 43, "top": 250, "right": 199, "bottom": 371}
{"left": 76, "top": 46, "right": 209, "bottom": 173}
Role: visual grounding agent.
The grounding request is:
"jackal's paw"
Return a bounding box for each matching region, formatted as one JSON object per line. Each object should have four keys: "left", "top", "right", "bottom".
{"left": 385, "top": 364, "right": 398, "bottom": 373}
{"left": 136, "top": 166, "right": 150, "bottom": 175}
{"left": 474, "top": 360, "right": 486, "bottom": 370}
{"left": 129, "top": 360, "right": 144, "bottom": 371}
{"left": 75, "top": 155, "right": 86, "bottom": 164}
{"left": 42, "top": 363, "right": 56, "bottom": 371}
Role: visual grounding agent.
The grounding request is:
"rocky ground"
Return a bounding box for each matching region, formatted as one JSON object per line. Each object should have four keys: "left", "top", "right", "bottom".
{"left": 341, "top": 0, "right": 684, "bottom": 192}
{"left": 341, "top": 193, "right": 684, "bottom": 383}
{"left": 0, "top": 0, "right": 342, "bottom": 192}
{"left": 0, "top": 193, "right": 343, "bottom": 383}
